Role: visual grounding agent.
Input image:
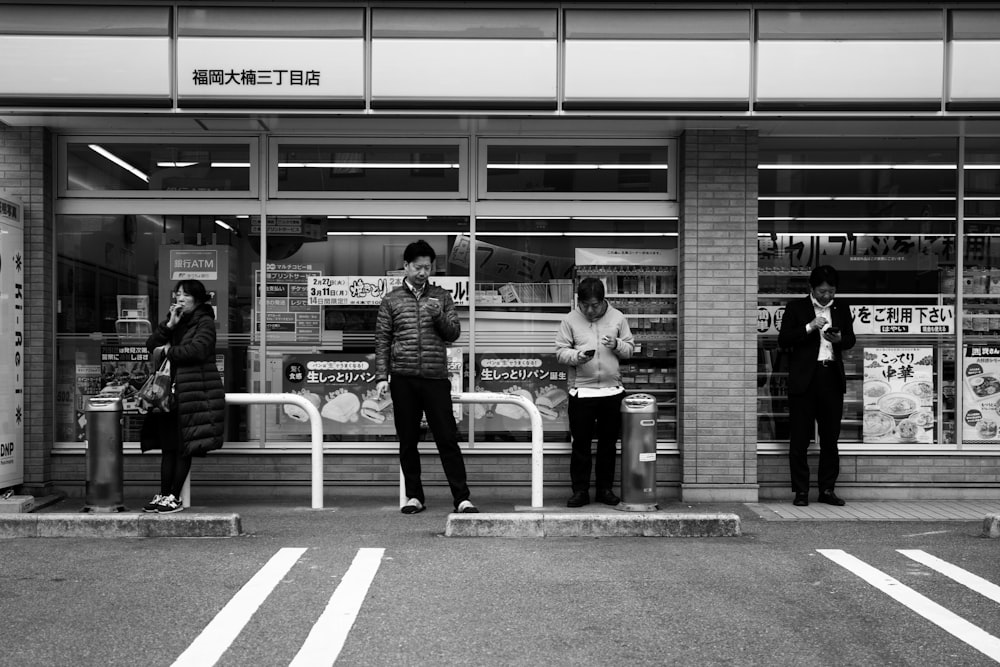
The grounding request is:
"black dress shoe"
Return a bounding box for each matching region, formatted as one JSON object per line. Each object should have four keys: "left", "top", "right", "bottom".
{"left": 793, "top": 492, "right": 809, "bottom": 506}
{"left": 817, "top": 490, "right": 846, "bottom": 506}
{"left": 567, "top": 491, "right": 590, "bottom": 507}
{"left": 595, "top": 489, "right": 621, "bottom": 506}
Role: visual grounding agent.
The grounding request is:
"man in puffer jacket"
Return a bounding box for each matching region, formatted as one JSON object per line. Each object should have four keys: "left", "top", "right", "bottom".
{"left": 374, "top": 239, "right": 478, "bottom": 515}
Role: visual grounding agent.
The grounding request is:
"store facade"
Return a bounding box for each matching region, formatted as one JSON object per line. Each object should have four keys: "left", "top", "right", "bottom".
{"left": 2, "top": 2, "right": 1000, "bottom": 502}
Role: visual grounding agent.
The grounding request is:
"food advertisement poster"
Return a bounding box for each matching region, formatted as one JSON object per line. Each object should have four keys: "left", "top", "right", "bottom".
{"left": 280, "top": 350, "right": 464, "bottom": 437}
{"left": 862, "top": 347, "right": 935, "bottom": 444}
{"left": 962, "top": 345, "right": 1000, "bottom": 443}
{"left": 473, "top": 353, "right": 569, "bottom": 434}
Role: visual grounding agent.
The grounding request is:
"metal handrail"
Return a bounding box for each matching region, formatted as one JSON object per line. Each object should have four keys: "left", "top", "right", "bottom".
{"left": 184, "top": 391, "right": 543, "bottom": 511}
{"left": 222, "top": 393, "right": 324, "bottom": 509}
{"left": 398, "top": 392, "right": 545, "bottom": 509}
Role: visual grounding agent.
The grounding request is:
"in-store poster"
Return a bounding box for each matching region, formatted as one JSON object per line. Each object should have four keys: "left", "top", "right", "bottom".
{"left": 280, "top": 349, "right": 463, "bottom": 437}
{"left": 473, "top": 353, "right": 569, "bottom": 434}
{"left": 962, "top": 345, "right": 1000, "bottom": 443}
{"left": 862, "top": 347, "right": 935, "bottom": 444}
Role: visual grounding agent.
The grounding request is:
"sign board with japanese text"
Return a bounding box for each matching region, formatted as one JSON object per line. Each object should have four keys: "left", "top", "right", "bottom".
{"left": 862, "top": 347, "right": 935, "bottom": 444}
{"left": 159, "top": 245, "right": 237, "bottom": 334}
{"left": 0, "top": 191, "right": 23, "bottom": 487}
{"left": 177, "top": 38, "right": 363, "bottom": 101}
{"left": 307, "top": 275, "right": 470, "bottom": 307}
{"left": 575, "top": 247, "right": 678, "bottom": 267}
{"left": 473, "top": 353, "right": 569, "bottom": 436}
{"left": 253, "top": 263, "right": 322, "bottom": 342}
{"left": 449, "top": 234, "right": 575, "bottom": 283}
{"left": 757, "top": 305, "right": 954, "bottom": 336}
{"left": 758, "top": 234, "right": 950, "bottom": 270}
{"left": 962, "top": 345, "right": 1000, "bottom": 443}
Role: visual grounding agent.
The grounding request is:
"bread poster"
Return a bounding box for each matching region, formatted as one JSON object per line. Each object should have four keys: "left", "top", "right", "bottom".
{"left": 474, "top": 353, "right": 570, "bottom": 437}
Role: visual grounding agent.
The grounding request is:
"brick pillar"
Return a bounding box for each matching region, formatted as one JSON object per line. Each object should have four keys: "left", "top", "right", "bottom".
{"left": 678, "top": 129, "right": 758, "bottom": 502}
{"left": 0, "top": 125, "right": 54, "bottom": 494}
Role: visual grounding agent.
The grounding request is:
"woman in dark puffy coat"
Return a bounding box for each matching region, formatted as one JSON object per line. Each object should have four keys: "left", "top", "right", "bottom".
{"left": 140, "top": 279, "right": 225, "bottom": 513}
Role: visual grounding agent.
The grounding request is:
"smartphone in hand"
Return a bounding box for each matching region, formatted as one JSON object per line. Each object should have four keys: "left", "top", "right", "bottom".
{"left": 827, "top": 327, "right": 840, "bottom": 335}
{"left": 583, "top": 349, "right": 596, "bottom": 358}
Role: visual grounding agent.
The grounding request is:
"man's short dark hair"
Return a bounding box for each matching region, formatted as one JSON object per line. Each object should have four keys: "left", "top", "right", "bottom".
{"left": 403, "top": 239, "right": 436, "bottom": 264}
{"left": 577, "top": 277, "right": 605, "bottom": 302}
{"left": 809, "top": 265, "right": 839, "bottom": 289}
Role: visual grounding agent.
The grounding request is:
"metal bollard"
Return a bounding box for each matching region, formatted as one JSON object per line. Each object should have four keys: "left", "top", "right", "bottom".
{"left": 619, "top": 393, "right": 659, "bottom": 511}
{"left": 83, "top": 395, "right": 126, "bottom": 513}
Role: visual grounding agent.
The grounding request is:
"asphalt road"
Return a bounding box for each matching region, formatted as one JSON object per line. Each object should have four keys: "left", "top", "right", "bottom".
{"left": 3, "top": 498, "right": 999, "bottom": 666}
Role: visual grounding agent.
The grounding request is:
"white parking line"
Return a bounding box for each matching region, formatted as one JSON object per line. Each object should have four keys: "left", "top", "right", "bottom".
{"left": 818, "top": 549, "right": 1000, "bottom": 663}
{"left": 898, "top": 549, "right": 1000, "bottom": 605}
{"left": 289, "top": 547, "right": 386, "bottom": 667}
{"left": 172, "top": 547, "right": 308, "bottom": 667}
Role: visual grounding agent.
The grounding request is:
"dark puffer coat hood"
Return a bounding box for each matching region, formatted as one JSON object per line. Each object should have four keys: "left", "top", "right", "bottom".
{"left": 145, "top": 302, "right": 225, "bottom": 456}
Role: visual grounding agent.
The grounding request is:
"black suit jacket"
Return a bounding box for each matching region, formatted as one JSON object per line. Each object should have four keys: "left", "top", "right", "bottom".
{"left": 777, "top": 296, "right": 857, "bottom": 396}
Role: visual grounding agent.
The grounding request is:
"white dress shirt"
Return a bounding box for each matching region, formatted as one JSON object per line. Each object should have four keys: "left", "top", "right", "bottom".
{"left": 810, "top": 296, "right": 834, "bottom": 362}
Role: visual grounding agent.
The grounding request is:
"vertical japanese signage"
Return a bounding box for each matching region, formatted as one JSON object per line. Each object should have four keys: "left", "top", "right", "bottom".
{"left": 0, "top": 192, "right": 23, "bottom": 487}
{"left": 962, "top": 345, "right": 1000, "bottom": 443}
{"left": 862, "top": 347, "right": 935, "bottom": 444}
{"left": 255, "top": 263, "right": 322, "bottom": 342}
{"left": 473, "top": 353, "right": 569, "bottom": 433}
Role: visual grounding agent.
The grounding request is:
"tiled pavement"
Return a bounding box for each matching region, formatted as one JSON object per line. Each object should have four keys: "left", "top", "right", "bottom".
{"left": 747, "top": 500, "right": 1000, "bottom": 522}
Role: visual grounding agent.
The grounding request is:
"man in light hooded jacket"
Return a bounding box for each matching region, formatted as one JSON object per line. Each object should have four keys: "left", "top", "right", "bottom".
{"left": 555, "top": 277, "right": 635, "bottom": 507}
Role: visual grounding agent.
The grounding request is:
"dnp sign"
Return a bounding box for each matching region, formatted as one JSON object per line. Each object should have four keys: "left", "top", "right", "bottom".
{"left": 0, "top": 191, "right": 24, "bottom": 488}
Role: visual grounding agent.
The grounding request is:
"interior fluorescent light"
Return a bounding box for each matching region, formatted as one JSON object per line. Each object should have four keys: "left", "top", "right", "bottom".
{"left": 326, "top": 231, "right": 452, "bottom": 236}
{"left": 156, "top": 161, "right": 198, "bottom": 168}
{"left": 758, "top": 164, "right": 956, "bottom": 170}
{"left": 759, "top": 216, "right": 955, "bottom": 222}
{"left": 963, "top": 165, "right": 1000, "bottom": 170}
{"left": 486, "top": 164, "right": 668, "bottom": 170}
{"left": 89, "top": 144, "right": 149, "bottom": 183}
{"left": 214, "top": 219, "right": 236, "bottom": 233}
{"left": 280, "top": 162, "right": 458, "bottom": 169}
{"left": 758, "top": 196, "right": 954, "bottom": 202}
{"left": 210, "top": 162, "right": 251, "bottom": 168}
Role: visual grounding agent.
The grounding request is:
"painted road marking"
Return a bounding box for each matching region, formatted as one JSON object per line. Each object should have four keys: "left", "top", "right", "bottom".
{"left": 898, "top": 549, "right": 1000, "bottom": 605}
{"left": 172, "top": 547, "right": 308, "bottom": 667}
{"left": 289, "top": 547, "right": 386, "bottom": 667}
{"left": 818, "top": 549, "right": 1000, "bottom": 663}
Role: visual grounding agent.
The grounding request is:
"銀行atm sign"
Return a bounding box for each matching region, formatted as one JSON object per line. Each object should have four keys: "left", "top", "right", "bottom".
{"left": 0, "top": 191, "right": 24, "bottom": 488}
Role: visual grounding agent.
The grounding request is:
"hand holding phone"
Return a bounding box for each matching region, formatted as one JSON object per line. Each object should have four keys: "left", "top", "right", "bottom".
{"left": 582, "top": 348, "right": 596, "bottom": 359}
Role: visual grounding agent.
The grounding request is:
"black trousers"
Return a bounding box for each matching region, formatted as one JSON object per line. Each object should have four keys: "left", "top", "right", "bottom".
{"left": 568, "top": 391, "right": 625, "bottom": 493}
{"left": 160, "top": 412, "right": 191, "bottom": 497}
{"left": 390, "top": 374, "right": 470, "bottom": 507}
{"left": 788, "top": 364, "right": 843, "bottom": 494}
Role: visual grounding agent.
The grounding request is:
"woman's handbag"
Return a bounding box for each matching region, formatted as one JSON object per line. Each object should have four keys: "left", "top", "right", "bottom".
{"left": 138, "top": 357, "right": 173, "bottom": 412}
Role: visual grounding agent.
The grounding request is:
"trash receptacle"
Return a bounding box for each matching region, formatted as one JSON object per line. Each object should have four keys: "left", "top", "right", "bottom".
{"left": 619, "top": 393, "right": 658, "bottom": 511}
{"left": 83, "top": 395, "right": 126, "bottom": 513}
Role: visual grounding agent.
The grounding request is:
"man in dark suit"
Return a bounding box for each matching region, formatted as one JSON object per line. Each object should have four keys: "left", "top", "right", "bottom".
{"left": 778, "top": 265, "right": 856, "bottom": 507}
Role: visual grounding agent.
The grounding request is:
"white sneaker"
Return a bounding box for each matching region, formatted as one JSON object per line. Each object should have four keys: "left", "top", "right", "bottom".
{"left": 143, "top": 494, "right": 164, "bottom": 513}
{"left": 456, "top": 500, "right": 479, "bottom": 514}
{"left": 401, "top": 498, "right": 425, "bottom": 514}
{"left": 156, "top": 494, "right": 184, "bottom": 514}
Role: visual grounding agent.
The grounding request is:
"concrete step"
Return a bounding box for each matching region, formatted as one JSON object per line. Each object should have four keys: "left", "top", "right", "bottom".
{"left": 0, "top": 512, "right": 242, "bottom": 538}
{"left": 445, "top": 511, "right": 741, "bottom": 538}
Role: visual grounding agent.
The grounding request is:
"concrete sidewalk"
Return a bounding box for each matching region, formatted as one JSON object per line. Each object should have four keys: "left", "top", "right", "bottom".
{"left": 2, "top": 489, "right": 999, "bottom": 538}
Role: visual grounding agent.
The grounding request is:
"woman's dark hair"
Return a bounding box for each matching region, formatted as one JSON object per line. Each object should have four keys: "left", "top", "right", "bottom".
{"left": 808, "top": 265, "right": 839, "bottom": 289}
{"left": 577, "top": 277, "right": 606, "bottom": 302}
{"left": 403, "top": 239, "right": 436, "bottom": 264}
{"left": 173, "top": 279, "right": 210, "bottom": 305}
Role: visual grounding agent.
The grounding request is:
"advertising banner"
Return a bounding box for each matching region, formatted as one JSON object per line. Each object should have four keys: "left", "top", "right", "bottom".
{"left": 472, "top": 353, "right": 569, "bottom": 434}
{"left": 757, "top": 304, "right": 954, "bottom": 336}
{"left": 254, "top": 263, "right": 322, "bottom": 342}
{"left": 862, "top": 347, "right": 935, "bottom": 444}
{"left": 962, "top": 345, "right": 1000, "bottom": 443}
{"left": 280, "top": 349, "right": 463, "bottom": 437}
{"left": 0, "top": 192, "right": 23, "bottom": 487}
{"left": 307, "top": 275, "right": 470, "bottom": 307}
{"left": 98, "top": 345, "right": 154, "bottom": 442}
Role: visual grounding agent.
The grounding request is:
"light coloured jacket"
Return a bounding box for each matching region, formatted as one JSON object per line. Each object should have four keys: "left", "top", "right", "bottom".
{"left": 374, "top": 283, "right": 460, "bottom": 381}
{"left": 555, "top": 303, "right": 635, "bottom": 390}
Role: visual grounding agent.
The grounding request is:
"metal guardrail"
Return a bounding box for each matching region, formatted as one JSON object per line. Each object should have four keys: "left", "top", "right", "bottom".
{"left": 398, "top": 392, "right": 545, "bottom": 509}
{"left": 181, "top": 391, "right": 543, "bottom": 511}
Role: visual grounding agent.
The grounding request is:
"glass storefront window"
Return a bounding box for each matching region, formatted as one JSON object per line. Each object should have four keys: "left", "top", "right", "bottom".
{"left": 62, "top": 139, "right": 254, "bottom": 195}
{"left": 758, "top": 137, "right": 958, "bottom": 447}
{"left": 272, "top": 140, "right": 466, "bottom": 196}
{"left": 470, "top": 217, "right": 678, "bottom": 445}
{"left": 961, "top": 138, "right": 1000, "bottom": 445}
{"left": 481, "top": 139, "right": 675, "bottom": 199}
